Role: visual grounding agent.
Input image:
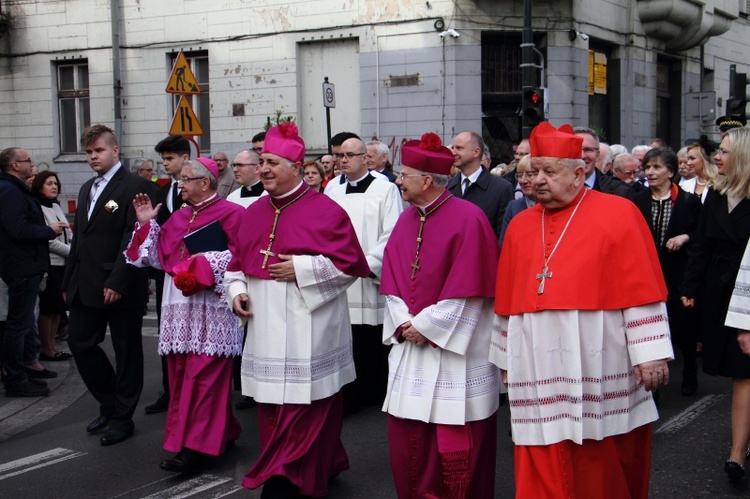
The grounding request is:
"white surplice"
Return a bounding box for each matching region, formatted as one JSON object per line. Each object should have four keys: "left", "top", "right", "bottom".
{"left": 382, "top": 295, "right": 501, "bottom": 425}
{"left": 125, "top": 220, "right": 243, "bottom": 357}
{"left": 327, "top": 178, "right": 403, "bottom": 325}
{"left": 225, "top": 254, "right": 357, "bottom": 405}
{"left": 490, "top": 302, "right": 674, "bottom": 446}
{"left": 726, "top": 242, "right": 750, "bottom": 329}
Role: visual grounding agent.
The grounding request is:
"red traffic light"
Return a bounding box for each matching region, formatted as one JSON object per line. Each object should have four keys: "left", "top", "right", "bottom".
{"left": 530, "top": 92, "right": 539, "bottom": 104}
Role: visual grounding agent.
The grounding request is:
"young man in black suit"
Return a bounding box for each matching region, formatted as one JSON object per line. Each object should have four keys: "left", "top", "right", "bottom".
{"left": 142, "top": 135, "right": 191, "bottom": 415}
{"left": 62, "top": 124, "right": 152, "bottom": 446}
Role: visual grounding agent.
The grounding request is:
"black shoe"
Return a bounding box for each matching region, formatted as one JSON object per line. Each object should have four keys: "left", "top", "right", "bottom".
{"left": 100, "top": 424, "right": 134, "bottom": 446}
{"left": 86, "top": 415, "right": 110, "bottom": 433}
{"left": 5, "top": 381, "right": 50, "bottom": 397}
{"left": 159, "top": 449, "right": 206, "bottom": 473}
{"left": 144, "top": 391, "right": 169, "bottom": 414}
{"left": 235, "top": 396, "right": 257, "bottom": 410}
{"left": 25, "top": 367, "right": 57, "bottom": 379}
{"left": 28, "top": 378, "right": 48, "bottom": 387}
{"left": 681, "top": 375, "right": 698, "bottom": 396}
{"left": 725, "top": 460, "right": 745, "bottom": 481}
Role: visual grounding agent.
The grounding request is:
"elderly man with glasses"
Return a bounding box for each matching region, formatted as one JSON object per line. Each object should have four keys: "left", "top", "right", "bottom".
{"left": 126, "top": 157, "right": 245, "bottom": 473}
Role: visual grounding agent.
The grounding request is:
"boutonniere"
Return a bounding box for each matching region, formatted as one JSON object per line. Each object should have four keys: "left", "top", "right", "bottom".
{"left": 104, "top": 200, "right": 119, "bottom": 213}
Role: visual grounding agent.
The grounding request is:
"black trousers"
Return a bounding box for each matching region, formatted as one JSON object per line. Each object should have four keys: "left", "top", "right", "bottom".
{"left": 343, "top": 323, "right": 389, "bottom": 413}
{"left": 67, "top": 299, "right": 144, "bottom": 429}
{"left": 154, "top": 270, "right": 169, "bottom": 394}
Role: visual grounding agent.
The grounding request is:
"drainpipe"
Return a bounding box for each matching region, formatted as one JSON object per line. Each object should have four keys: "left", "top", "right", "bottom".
{"left": 111, "top": 0, "right": 122, "bottom": 146}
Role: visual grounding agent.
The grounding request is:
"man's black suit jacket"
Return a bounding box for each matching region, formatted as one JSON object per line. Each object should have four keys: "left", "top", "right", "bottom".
{"left": 592, "top": 169, "right": 634, "bottom": 200}
{"left": 447, "top": 167, "right": 514, "bottom": 239}
{"left": 62, "top": 166, "right": 152, "bottom": 309}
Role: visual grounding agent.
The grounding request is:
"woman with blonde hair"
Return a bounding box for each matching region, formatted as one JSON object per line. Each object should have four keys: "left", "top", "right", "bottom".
{"left": 682, "top": 127, "right": 750, "bottom": 482}
{"left": 682, "top": 136, "right": 719, "bottom": 202}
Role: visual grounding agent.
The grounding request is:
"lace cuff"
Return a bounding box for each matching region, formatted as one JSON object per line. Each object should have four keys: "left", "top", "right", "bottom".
{"left": 203, "top": 250, "right": 232, "bottom": 300}
{"left": 124, "top": 220, "right": 162, "bottom": 270}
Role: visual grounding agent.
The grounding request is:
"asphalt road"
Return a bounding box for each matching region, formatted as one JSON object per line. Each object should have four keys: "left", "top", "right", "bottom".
{"left": 0, "top": 305, "right": 748, "bottom": 498}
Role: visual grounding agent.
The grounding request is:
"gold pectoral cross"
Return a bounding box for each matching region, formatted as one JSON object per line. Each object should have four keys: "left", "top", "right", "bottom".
{"left": 536, "top": 265, "right": 552, "bottom": 294}
{"left": 410, "top": 259, "right": 421, "bottom": 280}
{"left": 259, "top": 245, "right": 276, "bottom": 269}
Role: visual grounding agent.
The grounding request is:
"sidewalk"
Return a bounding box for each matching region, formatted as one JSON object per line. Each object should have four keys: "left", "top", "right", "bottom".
{"left": 0, "top": 304, "right": 159, "bottom": 442}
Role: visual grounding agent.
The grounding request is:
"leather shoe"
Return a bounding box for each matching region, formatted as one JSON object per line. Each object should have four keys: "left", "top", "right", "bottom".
{"left": 144, "top": 391, "right": 169, "bottom": 414}
{"left": 725, "top": 460, "right": 745, "bottom": 481}
{"left": 86, "top": 415, "right": 110, "bottom": 433}
{"left": 25, "top": 367, "right": 57, "bottom": 379}
{"left": 100, "top": 425, "right": 134, "bottom": 446}
{"left": 681, "top": 376, "right": 698, "bottom": 396}
{"left": 159, "top": 449, "right": 205, "bottom": 473}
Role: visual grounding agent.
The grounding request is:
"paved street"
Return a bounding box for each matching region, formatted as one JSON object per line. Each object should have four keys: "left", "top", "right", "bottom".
{"left": 0, "top": 303, "right": 748, "bottom": 498}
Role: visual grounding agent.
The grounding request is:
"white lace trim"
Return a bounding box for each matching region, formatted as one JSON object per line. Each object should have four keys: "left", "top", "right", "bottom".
{"left": 158, "top": 300, "right": 243, "bottom": 357}
{"left": 124, "top": 220, "right": 162, "bottom": 270}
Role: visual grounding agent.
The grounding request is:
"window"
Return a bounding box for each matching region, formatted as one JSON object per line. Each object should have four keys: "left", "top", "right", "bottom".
{"left": 170, "top": 51, "right": 210, "bottom": 154}
{"left": 57, "top": 62, "right": 91, "bottom": 154}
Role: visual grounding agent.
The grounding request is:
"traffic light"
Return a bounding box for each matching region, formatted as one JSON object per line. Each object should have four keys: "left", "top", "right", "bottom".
{"left": 523, "top": 88, "right": 545, "bottom": 129}
{"left": 727, "top": 68, "right": 747, "bottom": 117}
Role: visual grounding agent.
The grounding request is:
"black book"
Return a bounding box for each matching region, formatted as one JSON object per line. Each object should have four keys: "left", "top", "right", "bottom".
{"left": 183, "top": 220, "right": 228, "bottom": 254}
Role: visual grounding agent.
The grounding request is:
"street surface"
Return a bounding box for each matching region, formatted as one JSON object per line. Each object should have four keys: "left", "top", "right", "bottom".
{"left": 0, "top": 302, "right": 748, "bottom": 498}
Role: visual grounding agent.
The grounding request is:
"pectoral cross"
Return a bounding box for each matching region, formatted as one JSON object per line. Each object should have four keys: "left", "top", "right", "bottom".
{"left": 410, "top": 258, "right": 421, "bottom": 280}
{"left": 536, "top": 265, "right": 552, "bottom": 294}
{"left": 259, "top": 235, "right": 276, "bottom": 269}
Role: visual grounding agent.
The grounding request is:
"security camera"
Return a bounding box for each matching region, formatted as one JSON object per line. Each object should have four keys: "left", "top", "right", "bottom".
{"left": 578, "top": 32, "right": 589, "bottom": 41}
{"left": 439, "top": 28, "right": 460, "bottom": 39}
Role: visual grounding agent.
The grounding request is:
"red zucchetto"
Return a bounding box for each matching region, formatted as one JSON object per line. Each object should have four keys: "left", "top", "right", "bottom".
{"left": 529, "top": 122, "right": 583, "bottom": 159}
{"left": 400, "top": 132, "right": 454, "bottom": 175}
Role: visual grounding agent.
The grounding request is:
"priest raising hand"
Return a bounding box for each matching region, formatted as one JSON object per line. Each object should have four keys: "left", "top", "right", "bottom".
{"left": 492, "top": 122, "right": 673, "bottom": 499}
{"left": 132, "top": 192, "right": 161, "bottom": 225}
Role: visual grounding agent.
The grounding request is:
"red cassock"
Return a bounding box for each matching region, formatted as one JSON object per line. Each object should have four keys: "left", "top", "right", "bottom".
{"left": 495, "top": 188, "right": 667, "bottom": 499}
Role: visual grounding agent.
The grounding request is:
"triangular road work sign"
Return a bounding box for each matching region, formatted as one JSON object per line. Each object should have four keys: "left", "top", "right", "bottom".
{"left": 169, "top": 96, "right": 204, "bottom": 136}
{"left": 166, "top": 52, "right": 201, "bottom": 94}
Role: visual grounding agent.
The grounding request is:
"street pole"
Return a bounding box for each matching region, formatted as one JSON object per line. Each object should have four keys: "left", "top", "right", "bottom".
{"left": 324, "top": 76, "right": 333, "bottom": 155}
{"left": 520, "top": 0, "right": 535, "bottom": 139}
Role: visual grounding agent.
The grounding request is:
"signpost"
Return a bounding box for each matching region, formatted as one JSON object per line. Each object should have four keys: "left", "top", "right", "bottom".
{"left": 323, "top": 77, "right": 335, "bottom": 154}
{"left": 166, "top": 52, "right": 203, "bottom": 137}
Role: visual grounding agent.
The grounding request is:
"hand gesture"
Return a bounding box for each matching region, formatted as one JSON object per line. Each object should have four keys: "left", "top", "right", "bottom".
{"left": 268, "top": 254, "right": 297, "bottom": 282}
{"left": 634, "top": 359, "right": 669, "bottom": 392}
{"left": 132, "top": 193, "right": 161, "bottom": 226}
{"left": 232, "top": 293, "right": 253, "bottom": 317}
{"left": 49, "top": 221, "right": 68, "bottom": 235}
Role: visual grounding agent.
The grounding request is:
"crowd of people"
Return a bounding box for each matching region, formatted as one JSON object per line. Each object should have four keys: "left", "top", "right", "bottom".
{"left": 1, "top": 112, "right": 750, "bottom": 498}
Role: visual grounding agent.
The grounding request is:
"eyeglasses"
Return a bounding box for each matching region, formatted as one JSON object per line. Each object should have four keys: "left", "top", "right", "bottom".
{"left": 718, "top": 149, "right": 732, "bottom": 156}
{"left": 177, "top": 176, "right": 205, "bottom": 184}
{"left": 615, "top": 169, "right": 638, "bottom": 177}
{"left": 232, "top": 162, "right": 259, "bottom": 168}
{"left": 15, "top": 158, "right": 34, "bottom": 165}
{"left": 214, "top": 158, "right": 228, "bottom": 163}
{"left": 334, "top": 152, "right": 366, "bottom": 160}
{"left": 515, "top": 172, "right": 536, "bottom": 180}
{"left": 395, "top": 172, "right": 429, "bottom": 180}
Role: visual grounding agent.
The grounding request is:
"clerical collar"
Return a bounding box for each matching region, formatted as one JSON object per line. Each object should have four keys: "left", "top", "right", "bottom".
{"left": 272, "top": 180, "right": 306, "bottom": 200}
{"left": 413, "top": 189, "right": 449, "bottom": 211}
{"left": 346, "top": 171, "right": 371, "bottom": 186}
{"left": 460, "top": 167, "right": 482, "bottom": 185}
{"left": 241, "top": 180, "right": 264, "bottom": 198}
{"left": 346, "top": 172, "right": 375, "bottom": 194}
{"left": 192, "top": 193, "right": 218, "bottom": 209}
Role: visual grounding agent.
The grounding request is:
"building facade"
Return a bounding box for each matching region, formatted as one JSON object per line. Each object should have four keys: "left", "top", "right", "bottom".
{"left": 0, "top": 0, "right": 748, "bottom": 206}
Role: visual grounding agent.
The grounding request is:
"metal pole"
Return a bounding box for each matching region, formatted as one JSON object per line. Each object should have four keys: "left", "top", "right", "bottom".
{"left": 111, "top": 0, "right": 122, "bottom": 146}
{"left": 520, "top": 0, "right": 534, "bottom": 139}
{"left": 324, "top": 77, "right": 332, "bottom": 154}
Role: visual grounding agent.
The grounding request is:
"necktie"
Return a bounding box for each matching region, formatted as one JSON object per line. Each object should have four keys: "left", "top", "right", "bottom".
{"left": 462, "top": 178, "right": 471, "bottom": 195}
{"left": 87, "top": 176, "right": 105, "bottom": 212}
{"left": 171, "top": 182, "right": 181, "bottom": 212}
